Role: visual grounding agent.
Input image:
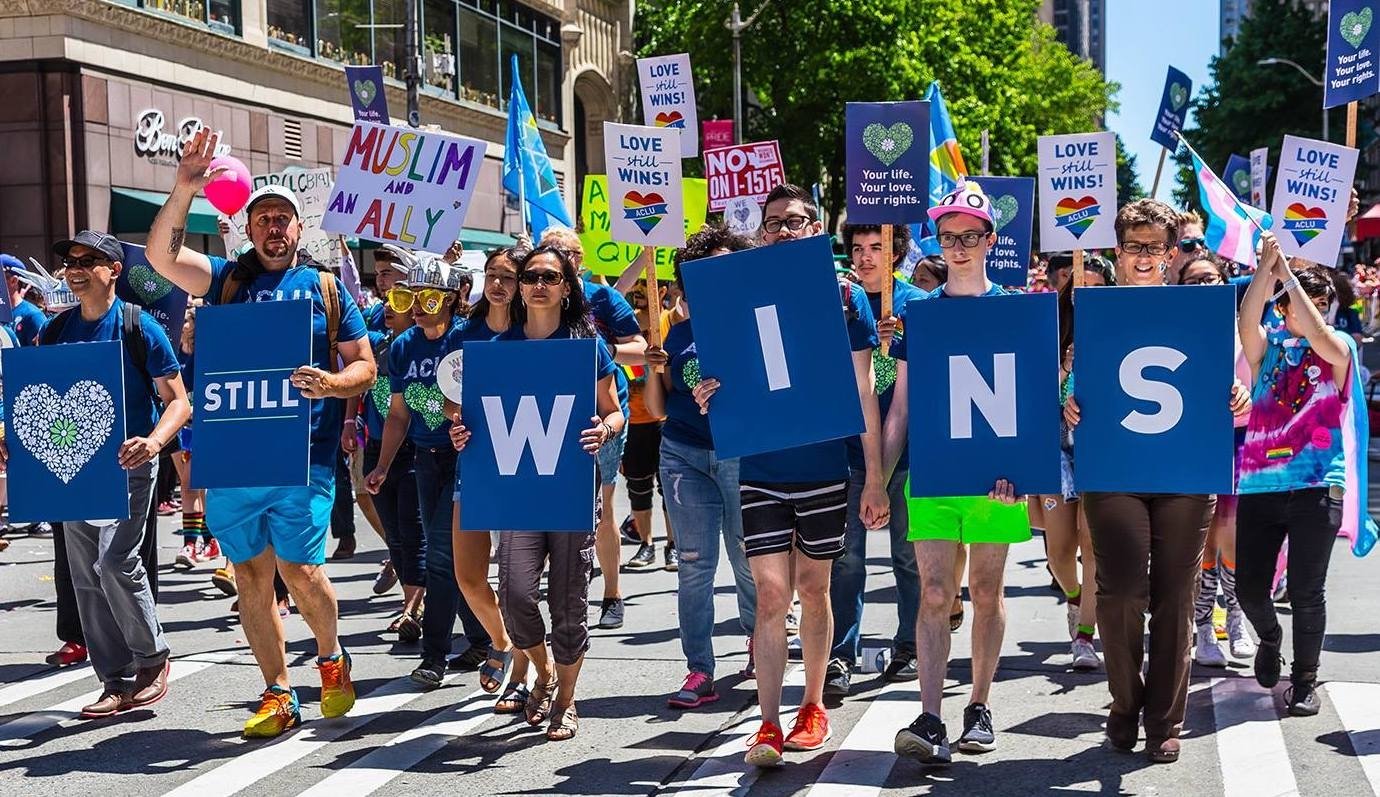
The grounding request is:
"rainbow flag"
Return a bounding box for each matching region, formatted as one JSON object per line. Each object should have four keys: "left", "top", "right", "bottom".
{"left": 1185, "top": 138, "right": 1272, "bottom": 268}
{"left": 925, "top": 81, "right": 968, "bottom": 206}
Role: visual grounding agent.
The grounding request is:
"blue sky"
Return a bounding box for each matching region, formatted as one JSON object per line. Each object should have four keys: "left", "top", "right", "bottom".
{"left": 1104, "top": 0, "right": 1221, "bottom": 198}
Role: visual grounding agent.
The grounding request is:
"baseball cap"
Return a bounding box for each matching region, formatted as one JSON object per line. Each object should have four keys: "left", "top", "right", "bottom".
{"left": 926, "top": 181, "right": 994, "bottom": 227}
{"left": 0, "top": 254, "right": 23, "bottom": 273}
{"left": 244, "top": 185, "right": 302, "bottom": 218}
{"left": 52, "top": 230, "right": 124, "bottom": 262}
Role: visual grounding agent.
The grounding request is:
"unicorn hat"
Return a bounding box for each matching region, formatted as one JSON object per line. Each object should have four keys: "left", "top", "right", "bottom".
{"left": 927, "top": 180, "right": 994, "bottom": 227}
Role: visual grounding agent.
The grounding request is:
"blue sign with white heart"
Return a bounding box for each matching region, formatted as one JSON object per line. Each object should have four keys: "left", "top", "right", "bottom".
{"left": 1326, "top": 0, "right": 1380, "bottom": 108}
{"left": 460, "top": 338, "right": 596, "bottom": 532}
{"left": 1073, "top": 285, "right": 1236, "bottom": 494}
{"left": 192, "top": 300, "right": 312, "bottom": 488}
{"left": 2, "top": 340, "right": 129, "bottom": 522}
{"left": 845, "top": 101, "right": 931, "bottom": 224}
{"left": 977, "top": 176, "right": 1036, "bottom": 287}
{"left": 118, "top": 242, "right": 190, "bottom": 343}
{"left": 1150, "top": 66, "right": 1193, "bottom": 150}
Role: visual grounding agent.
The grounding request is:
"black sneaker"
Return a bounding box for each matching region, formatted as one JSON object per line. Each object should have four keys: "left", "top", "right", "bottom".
{"left": 823, "top": 658, "right": 852, "bottom": 697}
{"left": 1254, "top": 637, "right": 1284, "bottom": 689}
{"left": 883, "top": 648, "right": 918, "bottom": 683}
{"left": 894, "top": 712, "right": 950, "bottom": 765}
{"left": 598, "top": 597, "right": 625, "bottom": 629}
{"left": 625, "top": 543, "right": 656, "bottom": 570}
{"left": 1285, "top": 676, "right": 1321, "bottom": 717}
{"left": 619, "top": 515, "right": 640, "bottom": 544}
{"left": 664, "top": 545, "right": 679, "bottom": 572}
{"left": 449, "top": 646, "right": 488, "bottom": 671}
{"left": 410, "top": 658, "right": 446, "bottom": 689}
{"left": 957, "top": 703, "right": 996, "bottom": 753}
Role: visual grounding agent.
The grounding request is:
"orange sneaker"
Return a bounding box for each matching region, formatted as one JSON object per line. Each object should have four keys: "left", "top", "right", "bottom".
{"left": 318, "top": 650, "right": 355, "bottom": 718}
{"left": 243, "top": 686, "right": 300, "bottom": 738}
{"left": 744, "top": 720, "right": 784, "bottom": 767}
{"left": 784, "top": 703, "right": 832, "bottom": 751}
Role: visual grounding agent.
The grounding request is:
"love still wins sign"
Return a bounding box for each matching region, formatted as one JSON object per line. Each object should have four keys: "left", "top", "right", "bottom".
{"left": 604, "top": 122, "right": 686, "bottom": 248}
{"left": 1036, "top": 131, "right": 1118, "bottom": 252}
{"left": 845, "top": 101, "right": 930, "bottom": 225}
{"left": 1270, "top": 134, "right": 1359, "bottom": 264}
{"left": 323, "top": 122, "right": 488, "bottom": 251}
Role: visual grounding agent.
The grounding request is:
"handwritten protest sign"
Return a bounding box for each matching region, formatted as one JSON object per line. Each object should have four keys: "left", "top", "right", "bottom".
{"left": 1250, "top": 147, "right": 1269, "bottom": 209}
{"left": 323, "top": 122, "right": 487, "bottom": 252}
{"left": 1036, "top": 132, "right": 1118, "bottom": 251}
{"left": 344, "top": 65, "right": 390, "bottom": 123}
{"left": 578, "top": 175, "right": 706, "bottom": 278}
{"left": 1270, "top": 134, "right": 1358, "bottom": 264}
{"left": 1224, "top": 153, "right": 1252, "bottom": 202}
{"left": 704, "top": 141, "right": 785, "bottom": 212}
{"left": 1325, "top": 0, "right": 1380, "bottom": 108}
{"left": 976, "top": 177, "right": 1035, "bottom": 287}
{"left": 845, "top": 101, "right": 930, "bottom": 224}
{"left": 604, "top": 122, "right": 685, "bottom": 248}
{"left": 1150, "top": 66, "right": 1193, "bottom": 150}
{"left": 638, "top": 53, "right": 698, "bottom": 157}
{"left": 222, "top": 167, "right": 337, "bottom": 264}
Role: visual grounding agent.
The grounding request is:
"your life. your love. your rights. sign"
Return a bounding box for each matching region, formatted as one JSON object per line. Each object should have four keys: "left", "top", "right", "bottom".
{"left": 604, "top": 122, "right": 686, "bottom": 249}
{"left": 118, "top": 243, "right": 190, "bottom": 342}
{"left": 845, "top": 101, "right": 930, "bottom": 225}
{"left": 1326, "top": 0, "right": 1380, "bottom": 107}
{"left": 1271, "top": 134, "right": 1359, "bottom": 264}
{"left": 1037, "top": 132, "right": 1118, "bottom": 252}
{"left": 638, "top": 53, "right": 698, "bottom": 158}
{"left": 975, "top": 176, "right": 1036, "bottom": 287}
{"left": 1150, "top": 66, "right": 1193, "bottom": 150}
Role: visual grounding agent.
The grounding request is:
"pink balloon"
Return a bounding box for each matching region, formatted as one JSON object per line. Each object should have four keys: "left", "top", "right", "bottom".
{"left": 204, "top": 155, "right": 252, "bottom": 215}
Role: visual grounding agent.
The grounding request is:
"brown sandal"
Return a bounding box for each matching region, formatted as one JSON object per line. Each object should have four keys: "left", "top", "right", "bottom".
{"left": 524, "top": 678, "right": 557, "bottom": 726}
{"left": 949, "top": 595, "right": 965, "bottom": 632}
{"left": 546, "top": 704, "right": 579, "bottom": 741}
{"left": 494, "top": 682, "right": 530, "bottom": 715}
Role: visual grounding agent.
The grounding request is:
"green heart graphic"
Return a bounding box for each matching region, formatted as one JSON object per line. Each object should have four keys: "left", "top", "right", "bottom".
{"left": 1231, "top": 169, "right": 1251, "bottom": 195}
{"left": 1169, "top": 83, "right": 1188, "bottom": 111}
{"left": 127, "top": 263, "right": 173, "bottom": 304}
{"left": 991, "top": 194, "right": 1019, "bottom": 233}
{"left": 353, "top": 78, "right": 378, "bottom": 106}
{"left": 873, "top": 348, "right": 897, "bottom": 395}
{"left": 862, "top": 122, "right": 914, "bottom": 167}
{"left": 680, "top": 357, "right": 702, "bottom": 390}
{"left": 1342, "top": 8, "right": 1372, "bottom": 47}
{"left": 404, "top": 382, "right": 447, "bottom": 431}
{"left": 369, "top": 375, "right": 391, "bottom": 418}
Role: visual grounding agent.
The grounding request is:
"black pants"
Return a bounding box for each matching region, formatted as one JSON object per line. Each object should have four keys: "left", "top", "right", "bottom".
{"left": 331, "top": 448, "right": 356, "bottom": 541}
{"left": 1237, "top": 488, "right": 1341, "bottom": 680}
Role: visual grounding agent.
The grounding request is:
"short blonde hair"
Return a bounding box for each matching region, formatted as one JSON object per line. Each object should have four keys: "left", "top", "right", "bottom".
{"left": 538, "top": 227, "right": 584, "bottom": 267}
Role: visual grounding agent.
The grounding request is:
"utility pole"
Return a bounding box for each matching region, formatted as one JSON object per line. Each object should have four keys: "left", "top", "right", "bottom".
{"left": 726, "top": 0, "right": 772, "bottom": 145}
{"left": 404, "top": 0, "right": 421, "bottom": 127}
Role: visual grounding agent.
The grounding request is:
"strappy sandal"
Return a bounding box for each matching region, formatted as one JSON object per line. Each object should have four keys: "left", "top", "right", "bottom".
{"left": 546, "top": 704, "right": 579, "bottom": 741}
{"left": 494, "top": 682, "right": 530, "bottom": 714}
{"left": 949, "top": 595, "right": 965, "bottom": 632}
{"left": 479, "top": 648, "right": 514, "bottom": 694}
{"left": 524, "top": 678, "right": 557, "bottom": 726}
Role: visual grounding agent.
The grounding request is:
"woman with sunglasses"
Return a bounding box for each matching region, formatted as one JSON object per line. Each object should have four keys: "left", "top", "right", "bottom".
{"left": 451, "top": 245, "right": 624, "bottom": 742}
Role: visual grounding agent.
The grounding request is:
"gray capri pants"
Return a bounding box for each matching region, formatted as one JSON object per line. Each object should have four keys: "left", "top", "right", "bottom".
{"left": 496, "top": 530, "right": 597, "bottom": 666}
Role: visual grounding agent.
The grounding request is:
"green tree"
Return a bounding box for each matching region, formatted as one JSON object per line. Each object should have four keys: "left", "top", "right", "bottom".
{"left": 1116, "top": 134, "right": 1146, "bottom": 203}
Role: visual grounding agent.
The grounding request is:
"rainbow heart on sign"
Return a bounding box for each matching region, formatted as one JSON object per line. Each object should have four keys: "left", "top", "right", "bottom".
{"left": 1282, "top": 202, "right": 1328, "bottom": 246}
{"left": 623, "top": 191, "right": 669, "bottom": 235}
{"left": 654, "top": 111, "right": 686, "bottom": 129}
{"left": 1054, "top": 196, "right": 1101, "bottom": 239}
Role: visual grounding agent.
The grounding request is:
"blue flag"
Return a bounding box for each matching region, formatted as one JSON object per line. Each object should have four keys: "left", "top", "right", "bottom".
{"left": 504, "top": 55, "right": 572, "bottom": 240}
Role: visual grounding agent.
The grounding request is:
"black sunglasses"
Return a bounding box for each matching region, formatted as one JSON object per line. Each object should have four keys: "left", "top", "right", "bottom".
{"left": 518, "top": 270, "right": 565, "bottom": 286}
{"left": 62, "top": 255, "right": 112, "bottom": 269}
{"left": 1179, "top": 236, "right": 1205, "bottom": 252}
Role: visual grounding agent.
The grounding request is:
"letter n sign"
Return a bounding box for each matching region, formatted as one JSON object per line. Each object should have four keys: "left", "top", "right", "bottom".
{"left": 460, "top": 338, "right": 597, "bottom": 531}
{"left": 906, "top": 291, "right": 1061, "bottom": 498}
{"left": 1073, "top": 285, "right": 1236, "bottom": 494}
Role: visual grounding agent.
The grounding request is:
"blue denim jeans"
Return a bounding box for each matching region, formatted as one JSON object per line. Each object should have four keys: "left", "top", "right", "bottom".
{"left": 414, "top": 445, "right": 490, "bottom": 662}
{"left": 829, "top": 467, "right": 919, "bottom": 663}
{"left": 659, "top": 435, "right": 756, "bottom": 677}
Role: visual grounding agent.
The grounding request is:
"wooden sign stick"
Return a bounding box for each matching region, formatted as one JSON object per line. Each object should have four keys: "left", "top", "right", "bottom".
{"left": 1072, "top": 248, "right": 1085, "bottom": 290}
{"left": 880, "top": 223, "right": 894, "bottom": 356}
{"left": 644, "top": 256, "right": 664, "bottom": 374}
{"left": 1347, "top": 101, "right": 1359, "bottom": 148}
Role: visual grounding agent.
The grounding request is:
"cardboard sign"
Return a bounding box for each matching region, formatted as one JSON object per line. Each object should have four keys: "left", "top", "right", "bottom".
{"left": 703, "top": 119, "right": 734, "bottom": 150}
{"left": 191, "top": 300, "right": 312, "bottom": 488}
{"left": 1270, "top": 134, "right": 1358, "bottom": 264}
{"left": 976, "top": 176, "right": 1035, "bottom": 287}
{"left": 704, "top": 141, "right": 785, "bottom": 212}
{"left": 1073, "top": 285, "right": 1235, "bottom": 494}
{"left": 2, "top": 341, "right": 128, "bottom": 523}
{"left": 1150, "top": 66, "right": 1193, "bottom": 150}
{"left": 603, "top": 122, "right": 686, "bottom": 248}
{"left": 1036, "top": 132, "right": 1118, "bottom": 252}
{"left": 637, "top": 53, "right": 698, "bottom": 157}
{"left": 905, "top": 292, "right": 1060, "bottom": 497}
{"left": 724, "top": 196, "right": 763, "bottom": 236}
{"left": 1224, "top": 153, "right": 1252, "bottom": 202}
{"left": 223, "top": 167, "right": 337, "bottom": 266}
{"left": 323, "top": 122, "right": 487, "bottom": 252}
{"left": 1325, "top": 0, "right": 1380, "bottom": 108}
{"left": 578, "top": 175, "right": 707, "bottom": 279}
{"left": 459, "top": 338, "right": 596, "bottom": 531}
{"left": 845, "top": 101, "right": 931, "bottom": 224}
{"left": 345, "top": 65, "right": 390, "bottom": 123}
{"left": 117, "top": 243, "right": 190, "bottom": 342}
{"left": 1250, "top": 147, "right": 1270, "bottom": 209}
{"left": 680, "top": 236, "right": 865, "bottom": 460}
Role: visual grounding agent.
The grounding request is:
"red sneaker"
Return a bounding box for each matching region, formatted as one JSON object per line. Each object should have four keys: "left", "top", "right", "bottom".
{"left": 783, "top": 703, "right": 832, "bottom": 751}
{"left": 200, "top": 539, "right": 222, "bottom": 560}
{"left": 744, "top": 720, "right": 784, "bottom": 767}
{"left": 46, "top": 642, "right": 88, "bottom": 667}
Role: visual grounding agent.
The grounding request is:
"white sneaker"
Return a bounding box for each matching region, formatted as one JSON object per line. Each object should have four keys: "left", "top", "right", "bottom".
{"left": 1194, "top": 623, "right": 1228, "bottom": 667}
{"left": 174, "top": 544, "right": 198, "bottom": 570}
{"left": 1071, "top": 638, "right": 1102, "bottom": 670}
{"left": 1066, "top": 601, "right": 1079, "bottom": 641}
{"left": 1226, "top": 610, "right": 1257, "bottom": 659}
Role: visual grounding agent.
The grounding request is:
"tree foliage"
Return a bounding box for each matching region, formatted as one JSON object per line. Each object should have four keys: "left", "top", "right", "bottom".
{"left": 1116, "top": 134, "right": 1146, "bottom": 203}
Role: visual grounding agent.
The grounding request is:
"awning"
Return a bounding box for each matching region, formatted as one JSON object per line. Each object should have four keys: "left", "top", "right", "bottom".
{"left": 110, "top": 187, "right": 222, "bottom": 237}
{"left": 1357, "top": 203, "right": 1380, "bottom": 241}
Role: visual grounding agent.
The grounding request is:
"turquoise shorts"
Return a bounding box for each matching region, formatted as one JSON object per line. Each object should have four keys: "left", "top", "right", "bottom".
{"left": 206, "top": 463, "right": 336, "bottom": 565}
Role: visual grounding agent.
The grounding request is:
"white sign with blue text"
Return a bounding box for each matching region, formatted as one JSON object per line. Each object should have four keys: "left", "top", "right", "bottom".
{"left": 637, "top": 53, "right": 699, "bottom": 157}
{"left": 1037, "top": 132, "right": 1118, "bottom": 252}
{"left": 604, "top": 122, "right": 686, "bottom": 248}
{"left": 1270, "top": 134, "right": 1359, "bottom": 266}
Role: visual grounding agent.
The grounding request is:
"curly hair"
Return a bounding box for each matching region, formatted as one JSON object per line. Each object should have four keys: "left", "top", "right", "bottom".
{"left": 842, "top": 223, "right": 912, "bottom": 266}
{"left": 673, "top": 224, "right": 756, "bottom": 292}
{"left": 1276, "top": 263, "right": 1337, "bottom": 308}
{"left": 1115, "top": 198, "right": 1181, "bottom": 245}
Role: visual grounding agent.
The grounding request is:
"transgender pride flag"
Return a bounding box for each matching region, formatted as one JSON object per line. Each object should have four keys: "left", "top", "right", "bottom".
{"left": 1185, "top": 138, "right": 1273, "bottom": 268}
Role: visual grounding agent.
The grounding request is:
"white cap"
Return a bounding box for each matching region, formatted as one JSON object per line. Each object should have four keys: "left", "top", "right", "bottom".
{"left": 244, "top": 185, "right": 302, "bottom": 217}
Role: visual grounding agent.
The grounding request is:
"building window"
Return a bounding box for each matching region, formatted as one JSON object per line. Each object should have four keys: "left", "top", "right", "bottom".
{"left": 424, "top": 0, "right": 457, "bottom": 94}
{"left": 459, "top": 6, "right": 500, "bottom": 108}
{"left": 126, "top": 0, "right": 241, "bottom": 35}
{"left": 373, "top": 0, "right": 410, "bottom": 80}
{"left": 267, "top": 0, "right": 312, "bottom": 54}
{"left": 315, "top": 0, "right": 373, "bottom": 65}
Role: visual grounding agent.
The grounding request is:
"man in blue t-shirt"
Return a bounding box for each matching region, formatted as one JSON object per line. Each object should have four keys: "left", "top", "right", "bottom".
{"left": 144, "top": 128, "right": 376, "bottom": 740}
{"left": 2, "top": 254, "right": 50, "bottom": 346}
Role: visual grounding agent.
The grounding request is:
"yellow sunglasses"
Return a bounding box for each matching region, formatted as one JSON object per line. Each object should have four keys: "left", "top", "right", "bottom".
{"left": 387, "top": 287, "right": 450, "bottom": 314}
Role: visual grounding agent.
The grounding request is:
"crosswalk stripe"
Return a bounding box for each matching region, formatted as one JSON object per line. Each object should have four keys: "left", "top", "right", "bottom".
{"left": 804, "top": 681, "right": 916, "bottom": 797}
{"left": 1326, "top": 682, "right": 1380, "bottom": 795}
{"left": 0, "top": 651, "right": 239, "bottom": 747}
{"left": 294, "top": 685, "right": 492, "bottom": 797}
{"left": 1211, "top": 677, "right": 1299, "bottom": 797}
{"left": 163, "top": 672, "right": 469, "bottom": 797}
{"left": 0, "top": 665, "right": 94, "bottom": 710}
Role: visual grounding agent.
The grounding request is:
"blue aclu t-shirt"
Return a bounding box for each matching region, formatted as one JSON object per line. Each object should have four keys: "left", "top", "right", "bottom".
{"left": 204, "top": 257, "right": 368, "bottom": 470}
{"left": 583, "top": 280, "right": 640, "bottom": 415}
{"left": 50, "top": 299, "right": 180, "bottom": 440}
{"left": 495, "top": 324, "right": 618, "bottom": 381}
{"left": 362, "top": 328, "right": 393, "bottom": 442}
{"left": 741, "top": 281, "right": 880, "bottom": 484}
{"left": 388, "top": 320, "right": 467, "bottom": 449}
{"left": 14, "top": 299, "right": 46, "bottom": 346}
{"left": 661, "top": 319, "right": 714, "bottom": 450}
{"left": 846, "top": 279, "right": 925, "bottom": 473}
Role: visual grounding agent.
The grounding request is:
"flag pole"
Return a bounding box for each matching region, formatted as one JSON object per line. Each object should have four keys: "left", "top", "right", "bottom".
{"left": 1151, "top": 148, "right": 1168, "bottom": 198}
{"left": 1174, "top": 131, "right": 1268, "bottom": 236}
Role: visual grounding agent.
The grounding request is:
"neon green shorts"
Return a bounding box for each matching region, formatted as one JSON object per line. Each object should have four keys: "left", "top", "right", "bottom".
{"left": 905, "top": 489, "right": 1032, "bottom": 545}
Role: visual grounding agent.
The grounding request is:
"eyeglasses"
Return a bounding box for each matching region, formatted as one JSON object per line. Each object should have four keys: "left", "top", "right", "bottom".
{"left": 1181, "top": 274, "right": 1224, "bottom": 286}
{"left": 1179, "top": 236, "right": 1205, "bottom": 252}
{"left": 937, "top": 232, "right": 988, "bottom": 249}
{"left": 1120, "top": 241, "right": 1172, "bottom": 256}
{"left": 762, "top": 215, "right": 811, "bottom": 234}
{"left": 518, "top": 270, "right": 565, "bottom": 286}
{"left": 61, "top": 255, "right": 111, "bottom": 270}
{"left": 386, "top": 287, "right": 450, "bottom": 314}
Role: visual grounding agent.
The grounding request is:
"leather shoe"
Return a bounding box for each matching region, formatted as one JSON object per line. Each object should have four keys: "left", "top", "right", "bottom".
{"left": 331, "top": 538, "right": 356, "bottom": 560}
{"left": 130, "top": 660, "right": 170, "bottom": 707}
{"left": 1104, "top": 712, "right": 1137, "bottom": 752}
{"left": 1146, "top": 737, "right": 1180, "bottom": 764}
{"left": 80, "top": 688, "right": 132, "bottom": 719}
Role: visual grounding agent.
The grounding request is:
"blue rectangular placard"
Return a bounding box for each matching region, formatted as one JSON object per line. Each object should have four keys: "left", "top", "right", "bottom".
{"left": 1223, "top": 153, "right": 1252, "bottom": 202}
{"left": 1073, "top": 285, "right": 1235, "bottom": 494}
{"left": 977, "top": 176, "right": 1035, "bottom": 287}
{"left": 118, "top": 242, "right": 190, "bottom": 342}
{"left": 191, "top": 300, "right": 312, "bottom": 488}
{"left": 460, "top": 338, "right": 596, "bottom": 532}
{"left": 1326, "top": 0, "right": 1380, "bottom": 108}
{"left": 1150, "top": 66, "right": 1193, "bottom": 150}
{"left": 2, "top": 341, "right": 129, "bottom": 522}
{"left": 345, "top": 65, "right": 390, "bottom": 123}
{"left": 681, "top": 235, "right": 865, "bottom": 460}
{"left": 906, "top": 292, "right": 1060, "bottom": 497}
{"left": 845, "top": 101, "right": 931, "bottom": 224}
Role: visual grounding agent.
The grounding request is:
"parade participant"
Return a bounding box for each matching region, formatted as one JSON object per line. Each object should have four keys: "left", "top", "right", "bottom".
{"left": 910, "top": 255, "right": 947, "bottom": 293}
{"left": 642, "top": 226, "right": 758, "bottom": 710}
{"left": 3, "top": 230, "right": 190, "bottom": 719}
{"left": 825, "top": 223, "right": 923, "bottom": 696}
{"left": 619, "top": 276, "right": 675, "bottom": 571}
{"left": 3, "top": 254, "right": 49, "bottom": 346}
{"left": 882, "top": 182, "right": 1030, "bottom": 765}
{"left": 1169, "top": 210, "right": 1206, "bottom": 285}
{"left": 451, "top": 245, "right": 624, "bottom": 741}
{"left": 1064, "top": 198, "right": 1251, "bottom": 763}
{"left": 145, "top": 129, "right": 375, "bottom": 738}
{"left": 364, "top": 252, "right": 497, "bottom": 689}
{"left": 694, "top": 183, "right": 889, "bottom": 767}
{"left": 171, "top": 304, "right": 219, "bottom": 569}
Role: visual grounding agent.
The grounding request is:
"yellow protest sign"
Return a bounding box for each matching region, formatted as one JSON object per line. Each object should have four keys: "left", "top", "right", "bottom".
{"left": 579, "top": 175, "right": 707, "bottom": 278}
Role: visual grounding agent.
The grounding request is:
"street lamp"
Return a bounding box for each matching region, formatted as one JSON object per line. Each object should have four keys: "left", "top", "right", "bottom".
{"left": 725, "top": 0, "right": 773, "bottom": 145}
{"left": 1258, "top": 57, "right": 1327, "bottom": 141}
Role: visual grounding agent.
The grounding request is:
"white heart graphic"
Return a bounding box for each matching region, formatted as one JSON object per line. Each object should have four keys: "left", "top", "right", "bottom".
{"left": 12, "top": 381, "right": 115, "bottom": 484}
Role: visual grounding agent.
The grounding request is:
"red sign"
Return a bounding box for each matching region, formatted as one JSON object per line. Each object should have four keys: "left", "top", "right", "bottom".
{"left": 702, "top": 119, "right": 734, "bottom": 151}
{"left": 703, "top": 140, "right": 785, "bottom": 212}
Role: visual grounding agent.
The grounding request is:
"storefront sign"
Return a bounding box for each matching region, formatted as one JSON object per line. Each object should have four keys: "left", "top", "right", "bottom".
{"left": 133, "top": 109, "right": 229, "bottom": 166}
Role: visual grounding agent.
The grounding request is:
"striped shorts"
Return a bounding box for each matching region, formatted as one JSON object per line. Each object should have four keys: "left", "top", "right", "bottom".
{"left": 740, "top": 481, "right": 849, "bottom": 560}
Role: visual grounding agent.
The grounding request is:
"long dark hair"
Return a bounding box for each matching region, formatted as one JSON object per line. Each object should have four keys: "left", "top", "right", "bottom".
{"left": 512, "top": 245, "right": 597, "bottom": 338}
{"left": 468, "top": 245, "right": 529, "bottom": 324}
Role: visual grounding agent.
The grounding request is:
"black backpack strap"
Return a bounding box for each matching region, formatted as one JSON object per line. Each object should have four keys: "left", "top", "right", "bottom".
{"left": 121, "top": 302, "right": 158, "bottom": 404}
{"left": 37, "top": 308, "right": 73, "bottom": 346}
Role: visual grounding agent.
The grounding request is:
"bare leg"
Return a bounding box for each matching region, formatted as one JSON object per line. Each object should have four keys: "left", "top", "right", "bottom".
{"left": 553, "top": 656, "right": 585, "bottom": 713}
{"left": 354, "top": 490, "right": 388, "bottom": 543}
{"left": 966, "top": 544, "right": 1010, "bottom": 705}
{"left": 915, "top": 540, "right": 960, "bottom": 717}
{"left": 749, "top": 551, "right": 792, "bottom": 727}
{"left": 596, "top": 483, "right": 620, "bottom": 600}
{"left": 453, "top": 507, "right": 510, "bottom": 651}
{"left": 794, "top": 552, "right": 834, "bottom": 709}
{"left": 1076, "top": 505, "right": 1098, "bottom": 630}
{"left": 633, "top": 508, "right": 654, "bottom": 544}
{"left": 1041, "top": 496, "right": 1081, "bottom": 596}
{"left": 402, "top": 584, "right": 424, "bottom": 616}
{"left": 276, "top": 559, "right": 341, "bottom": 659}
{"left": 234, "top": 550, "right": 290, "bottom": 688}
